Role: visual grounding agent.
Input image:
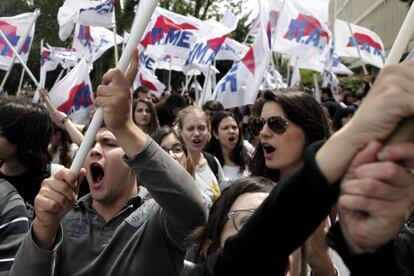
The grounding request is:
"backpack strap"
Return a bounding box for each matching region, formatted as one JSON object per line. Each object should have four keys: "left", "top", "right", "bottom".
{"left": 203, "top": 152, "right": 218, "bottom": 178}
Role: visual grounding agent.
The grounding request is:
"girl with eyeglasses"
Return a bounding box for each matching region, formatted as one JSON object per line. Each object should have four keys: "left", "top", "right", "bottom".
{"left": 185, "top": 177, "right": 275, "bottom": 269}
{"left": 205, "top": 111, "right": 254, "bottom": 182}
{"left": 152, "top": 127, "right": 194, "bottom": 177}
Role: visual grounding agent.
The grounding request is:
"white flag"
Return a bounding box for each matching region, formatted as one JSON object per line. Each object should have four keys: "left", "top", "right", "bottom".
{"left": 260, "top": 66, "right": 286, "bottom": 90}
{"left": 183, "top": 12, "right": 238, "bottom": 75}
{"left": 139, "top": 7, "right": 203, "bottom": 72}
{"left": 213, "top": 0, "right": 273, "bottom": 108}
{"left": 274, "top": 0, "right": 331, "bottom": 67}
{"left": 58, "top": 0, "right": 115, "bottom": 41}
{"left": 77, "top": 0, "right": 115, "bottom": 28}
{"left": 322, "top": 70, "right": 340, "bottom": 102}
{"left": 134, "top": 67, "right": 166, "bottom": 97}
{"left": 0, "top": 12, "right": 36, "bottom": 70}
{"left": 47, "top": 45, "right": 78, "bottom": 69}
{"left": 334, "top": 19, "right": 385, "bottom": 68}
{"left": 215, "top": 38, "right": 249, "bottom": 61}
{"left": 48, "top": 59, "right": 94, "bottom": 124}
{"left": 72, "top": 24, "right": 122, "bottom": 63}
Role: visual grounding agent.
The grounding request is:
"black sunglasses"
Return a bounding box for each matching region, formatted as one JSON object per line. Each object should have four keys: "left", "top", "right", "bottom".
{"left": 249, "top": 116, "right": 289, "bottom": 136}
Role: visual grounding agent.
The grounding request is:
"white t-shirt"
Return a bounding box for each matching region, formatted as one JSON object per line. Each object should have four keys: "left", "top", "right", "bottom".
{"left": 195, "top": 155, "right": 225, "bottom": 210}
{"left": 222, "top": 165, "right": 250, "bottom": 182}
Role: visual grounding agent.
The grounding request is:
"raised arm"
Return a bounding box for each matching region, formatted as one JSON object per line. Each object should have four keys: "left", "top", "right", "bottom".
{"left": 95, "top": 65, "right": 206, "bottom": 249}
{"left": 190, "top": 61, "right": 414, "bottom": 276}
{"left": 39, "top": 88, "right": 84, "bottom": 146}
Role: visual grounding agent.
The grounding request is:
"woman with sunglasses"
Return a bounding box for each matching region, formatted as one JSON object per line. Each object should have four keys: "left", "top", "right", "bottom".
{"left": 205, "top": 111, "right": 254, "bottom": 182}
{"left": 249, "top": 90, "right": 331, "bottom": 182}
{"left": 248, "top": 90, "right": 336, "bottom": 275}
{"left": 180, "top": 61, "right": 414, "bottom": 276}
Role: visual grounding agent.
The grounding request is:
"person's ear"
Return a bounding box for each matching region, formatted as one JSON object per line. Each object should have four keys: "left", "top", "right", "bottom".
{"left": 212, "top": 130, "right": 219, "bottom": 139}
{"left": 201, "top": 239, "right": 212, "bottom": 258}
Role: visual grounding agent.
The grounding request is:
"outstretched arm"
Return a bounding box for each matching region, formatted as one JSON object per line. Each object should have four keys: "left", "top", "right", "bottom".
{"left": 190, "top": 61, "right": 414, "bottom": 276}
{"left": 95, "top": 51, "right": 206, "bottom": 249}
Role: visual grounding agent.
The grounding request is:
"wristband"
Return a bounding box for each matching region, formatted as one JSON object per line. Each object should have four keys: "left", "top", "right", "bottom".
{"left": 61, "top": 116, "right": 69, "bottom": 124}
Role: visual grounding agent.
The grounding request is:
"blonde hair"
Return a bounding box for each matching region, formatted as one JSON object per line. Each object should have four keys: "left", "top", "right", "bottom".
{"left": 176, "top": 105, "right": 209, "bottom": 131}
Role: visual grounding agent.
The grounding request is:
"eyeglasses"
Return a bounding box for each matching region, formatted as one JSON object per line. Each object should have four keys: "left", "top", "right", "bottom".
{"left": 227, "top": 209, "right": 256, "bottom": 231}
{"left": 248, "top": 116, "right": 289, "bottom": 136}
{"left": 162, "top": 144, "right": 184, "bottom": 155}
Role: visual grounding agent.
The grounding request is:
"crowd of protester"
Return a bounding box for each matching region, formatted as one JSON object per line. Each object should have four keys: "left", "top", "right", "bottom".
{"left": 0, "top": 53, "right": 414, "bottom": 276}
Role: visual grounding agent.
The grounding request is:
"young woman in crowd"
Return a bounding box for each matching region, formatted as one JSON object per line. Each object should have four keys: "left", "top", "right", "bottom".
{"left": 202, "top": 100, "right": 224, "bottom": 123}
{"left": 0, "top": 97, "right": 54, "bottom": 220}
{"left": 186, "top": 176, "right": 275, "bottom": 267}
{"left": 185, "top": 59, "right": 414, "bottom": 275}
{"left": 48, "top": 123, "right": 78, "bottom": 168}
{"left": 152, "top": 127, "right": 194, "bottom": 177}
{"left": 249, "top": 90, "right": 331, "bottom": 182}
{"left": 176, "top": 106, "right": 226, "bottom": 210}
{"left": 205, "top": 111, "right": 254, "bottom": 181}
{"left": 133, "top": 98, "right": 160, "bottom": 136}
{"left": 248, "top": 90, "right": 335, "bottom": 275}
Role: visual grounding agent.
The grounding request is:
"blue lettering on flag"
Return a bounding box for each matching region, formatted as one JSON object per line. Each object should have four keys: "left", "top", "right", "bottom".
{"left": 218, "top": 63, "right": 239, "bottom": 93}
{"left": 140, "top": 52, "right": 155, "bottom": 71}
{"left": 70, "top": 85, "right": 93, "bottom": 114}
{"left": 286, "top": 19, "right": 307, "bottom": 43}
{"left": 185, "top": 43, "right": 209, "bottom": 65}
{"left": 80, "top": 0, "right": 114, "bottom": 15}
{"left": 94, "top": 38, "right": 109, "bottom": 54}
{"left": 0, "top": 32, "right": 20, "bottom": 56}
{"left": 305, "top": 29, "right": 321, "bottom": 47}
{"left": 150, "top": 29, "right": 192, "bottom": 48}
{"left": 165, "top": 29, "right": 181, "bottom": 45}
{"left": 177, "top": 31, "right": 191, "bottom": 48}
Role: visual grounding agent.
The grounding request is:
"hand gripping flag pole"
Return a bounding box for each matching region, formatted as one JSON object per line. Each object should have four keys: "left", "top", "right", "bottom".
{"left": 0, "top": 29, "right": 56, "bottom": 113}
{"left": 69, "top": 0, "right": 160, "bottom": 175}
{"left": 384, "top": 3, "right": 414, "bottom": 145}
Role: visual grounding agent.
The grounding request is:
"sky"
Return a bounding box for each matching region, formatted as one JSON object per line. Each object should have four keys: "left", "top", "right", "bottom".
{"left": 242, "top": 0, "right": 330, "bottom": 23}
